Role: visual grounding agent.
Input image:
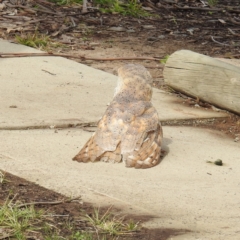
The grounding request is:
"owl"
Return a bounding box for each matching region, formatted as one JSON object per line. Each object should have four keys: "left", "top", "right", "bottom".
{"left": 73, "top": 64, "right": 163, "bottom": 168}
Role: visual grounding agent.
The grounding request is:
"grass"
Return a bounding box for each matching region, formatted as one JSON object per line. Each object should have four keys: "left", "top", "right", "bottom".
{"left": 0, "top": 171, "right": 8, "bottom": 184}
{"left": 0, "top": 196, "right": 44, "bottom": 239}
{"left": 48, "top": 0, "right": 151, "bottom": 17}
{"left": 85, "top": 207, "right": 139, "bottom": 236}
{"left": 96, "top": 0, "right": 151, "bottom": 17}
{"left": 49, "top": 0, "right": 82, "bottom": 6}
{"left": 0, "top": 173, "right": 139, "bottom": 239}
{"left": 207, "top": 0, "right": 218, "bottom": 7}
{"left": 15, "top": 32, "right": 61, "bottom": 50}
{"left": 0, "top": 192, "right": 139, "bottom": 239}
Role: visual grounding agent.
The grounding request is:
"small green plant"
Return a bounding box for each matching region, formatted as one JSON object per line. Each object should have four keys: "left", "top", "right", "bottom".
{"left": 48, "top": 0, "right": 82, "bottom": 6}
{"left": 0, "top": 197, "right": 44, "bottom": 239}
{"left": 208, "top": 0, "right": 218, "bottom": 7}
{"left": 85, "top": 207, "right": 139, "bottom": 236}
{"left": 0, "top": 171, "right": 8, "bottom": 184}
{"left": 15, "top": 32, "right": 60, "bottom": 50}
{"left": 170, "top": 17, "right": 177, "bottom": 25}
{"left": 42, "top": 222, "right": 62, "bottom": 240}
{"left": 95, "top": 0, "right": 150, "bottom": 17}
{"left": 70, "top": 231, "right": 95, "bottom": 240}
{"left": 160, "top": 55, "right": 169, "bottom": 64}
{"left": 126, "top": 219, "right": 139, "bottom": 231}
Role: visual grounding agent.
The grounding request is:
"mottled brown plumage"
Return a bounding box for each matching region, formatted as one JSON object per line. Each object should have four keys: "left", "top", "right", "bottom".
{"left": 73, "top": 64, "right": 163, "bottom": 168}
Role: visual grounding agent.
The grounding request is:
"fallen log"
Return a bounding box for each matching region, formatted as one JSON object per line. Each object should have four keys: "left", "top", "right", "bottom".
{"left": 163, "top": 50, "right": 240, "bottom": 115}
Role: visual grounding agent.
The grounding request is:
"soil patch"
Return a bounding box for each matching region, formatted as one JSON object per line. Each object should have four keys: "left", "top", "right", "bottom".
{"left": 0, "top": 171, "right": 190, "bottom": 239}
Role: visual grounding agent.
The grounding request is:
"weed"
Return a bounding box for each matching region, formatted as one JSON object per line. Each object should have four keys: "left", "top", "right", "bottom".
{"left": 207, "top": 0, "right": 218, "bottom": 7}
{"left": 70, "top": 231, "right": 95, "bottom": 240}
{"left": 95, "top": 0, "right": 151, "bottom": 17}
{"left": 15, "top": 32, "right": 61, "bottom": 50}
{"left": 85, "top": 207, "right": 139, "bottom": 236}
{"left": 49, "top": 0, "right": 82, "bottom": 6}
{"left": 126, "top": 219, "right": 139, "bottom": 231}
{"left": 0, "top": 192, "right": 139, "bottom": 239}
{"left": 0, "top": 197, "right": 44, "bottom": 239}
{"left": 0, "top": 171, "right": 9, "bottom": 184}
{"left": 160, "top": 55, "right": 169, "bottom": 64}
{"left": 170, "top": 17, "right": 177, "bottom": 25}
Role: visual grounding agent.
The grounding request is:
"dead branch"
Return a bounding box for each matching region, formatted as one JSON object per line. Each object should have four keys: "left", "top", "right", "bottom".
{"left": 175, "top": 6, "right": 220, "bottom": 12}
{"left": 0, "top": 52, "right": 161, "bottom": 61}
{"left": 210, "top": 36, "right": 230, "bottom": 46}
{"left": 227, "top": 28, "right": 240, "bottom": 36}
{"left": 228, "top": 18, "right": 240, "bottom": 26}
{"left": 16, "top": 196, "right": 82, "bottom": 208}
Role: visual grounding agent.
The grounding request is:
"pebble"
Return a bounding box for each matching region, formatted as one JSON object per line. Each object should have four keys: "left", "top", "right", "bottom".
{"left": 142, "top": 25, "right": 156, "bottom": 29}
{"left": 108, "top": 27, "right": 126, "bottom": 32}
{"left": 126, "top": 29, "right": 135, "bottom": 33}
{"left": 147, "top": 37, "right": 157, "bottom": 41}
{"left": 89, "top": 42, "right": 100, "bottom": 46}
{"left": 234, "top": 137, "right": 239, "bottom": 142}
{"left": 214, "top": 159, "right": 223, "bottom": 166}
{"left": 158, "top": 35, "right": 165, "bottom": 39}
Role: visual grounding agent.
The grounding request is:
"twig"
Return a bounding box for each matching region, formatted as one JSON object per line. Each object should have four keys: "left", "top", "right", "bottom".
{"left": 210, "top": 36, "right": 230, "bottom": 46}
{"left": 0, "top": 52, "right": 161, "bottom": 61}
{"left": 228, "top": 17, "right": 240, "bottom": 26}
{"left": 156, "top": 5, "right": 220, "bottom": 12}
{"left": 175, "top": 5, "right": 220, "bottom": 11}
{"left": 17, "top": 196, "right": 81, "bottom": 208}
{"left": 5, "top": 3, "right": 63, "bottom": 16}
{"left": 70, "top": 17, "right": 76, "bottom": 27}
{"left": 227, "top": 28, "right": 240, "bottom": 36}
{"left": 42, "top": 69, "right": 56, "bottom": 75}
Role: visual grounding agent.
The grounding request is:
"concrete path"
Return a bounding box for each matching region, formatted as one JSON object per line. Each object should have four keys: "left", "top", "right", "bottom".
{"left": 0, "top": 39, "right": 228, "bottom": 129}
{"left": 1, "top": 39, "right": 240, "bottom": 240}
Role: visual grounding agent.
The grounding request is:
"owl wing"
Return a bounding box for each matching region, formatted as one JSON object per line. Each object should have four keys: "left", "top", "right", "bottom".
{"left": 123, "top": 123, "right": 163, "bottom": 168}
{"left": 73, "top": 101, "right": 162, "bottom": 167}
{"left": 72, "top": 101, "right": 124, "bottom": 163}
{"left": 96, "top": 100, "right": 161, "bottom": 154}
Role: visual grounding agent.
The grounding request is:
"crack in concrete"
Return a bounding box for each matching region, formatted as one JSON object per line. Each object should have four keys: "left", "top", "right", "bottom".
{"left": 0, "top": 117, "right": 228, "bottom": 131}
{"left": 161, "top": 117, "right": 227, "bottom": 127}
{"left": 0, "top": 122, "right": 97, "bottom": 131}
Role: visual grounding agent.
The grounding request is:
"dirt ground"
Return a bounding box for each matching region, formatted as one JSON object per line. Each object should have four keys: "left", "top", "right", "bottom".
{"left": 1, "top": 0, "right": 240, "bottom": 239}
{"left": 0, "top": 172, "right": 189, "bottom": 239}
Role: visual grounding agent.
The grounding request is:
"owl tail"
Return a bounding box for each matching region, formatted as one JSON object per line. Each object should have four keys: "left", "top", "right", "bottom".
{"left": 73, "top": 134, "right": 123, "bottom": 164}
{"left": 98, "top": 143, "right": 122, "bottom": 163}
{"left": 124, "top": 124, "right": 163, "bottom": 169}
{"left": 72, "top": 133, "right": 104, "bottom": 163}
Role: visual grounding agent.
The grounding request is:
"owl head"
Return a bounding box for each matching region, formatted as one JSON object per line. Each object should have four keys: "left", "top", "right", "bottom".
{"left": 114, "top": 64, "right": 153, "bottom": 102}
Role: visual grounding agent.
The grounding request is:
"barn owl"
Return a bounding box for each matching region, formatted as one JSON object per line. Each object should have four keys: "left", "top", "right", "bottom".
{"left": 73, "top": 64, "right": 163, "bottom": 168}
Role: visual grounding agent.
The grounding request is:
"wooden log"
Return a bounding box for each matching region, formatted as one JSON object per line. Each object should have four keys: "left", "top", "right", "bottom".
{"left": 163, "top": 50, "right": 240, "bottom": 115}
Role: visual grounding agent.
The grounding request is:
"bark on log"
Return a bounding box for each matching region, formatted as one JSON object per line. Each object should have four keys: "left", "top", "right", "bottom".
{"left": 163, "top": 50, "right": 240, "bottom": 115}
